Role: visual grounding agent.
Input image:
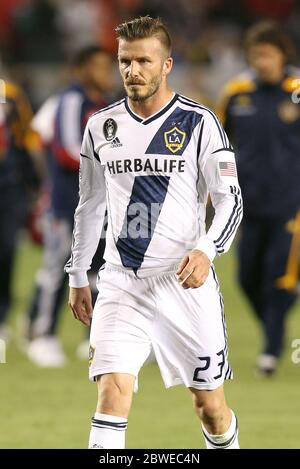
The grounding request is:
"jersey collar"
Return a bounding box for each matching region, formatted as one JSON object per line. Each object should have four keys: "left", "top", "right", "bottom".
{"left": 124, "top": 93, "right": 178, "bottom": 125}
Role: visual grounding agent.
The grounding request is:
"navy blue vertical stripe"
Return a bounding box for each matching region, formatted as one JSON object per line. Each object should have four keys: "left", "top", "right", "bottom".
{"left": 116, "top": 175, "right": 170, "bottom": 271}
{"left": 145, "top": 107, "right": 202, "bottom": 156}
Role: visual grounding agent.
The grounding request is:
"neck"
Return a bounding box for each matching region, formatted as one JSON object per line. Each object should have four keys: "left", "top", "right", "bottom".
{"left": 128, "top": 86, "right": 174, "bottom": 119}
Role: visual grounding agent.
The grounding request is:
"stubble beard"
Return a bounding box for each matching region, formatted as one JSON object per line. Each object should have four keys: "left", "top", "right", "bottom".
{"left": 125, "top": 75, "right": 162, "bottom": 102}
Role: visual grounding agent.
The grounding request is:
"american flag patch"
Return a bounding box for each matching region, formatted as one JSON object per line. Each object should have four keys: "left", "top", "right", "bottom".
{"left": 219, "top": 161, "right": 237, "bottom": 177}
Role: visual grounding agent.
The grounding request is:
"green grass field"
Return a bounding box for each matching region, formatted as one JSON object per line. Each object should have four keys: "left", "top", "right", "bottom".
{"left": 1, "top": 237, "right": 300, "bottom": 448}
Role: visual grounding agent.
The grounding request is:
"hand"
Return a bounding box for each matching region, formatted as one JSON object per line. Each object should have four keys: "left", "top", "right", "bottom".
{"left": 176, "top": 250, "right": 211, "bottom": 289}
{"left": 68, "top": 286, "right": 93, "bottom": 326}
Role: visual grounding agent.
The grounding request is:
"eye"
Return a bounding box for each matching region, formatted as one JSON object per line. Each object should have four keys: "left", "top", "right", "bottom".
{"left": 120, "top": 59, "right": 130, "bottom": 66}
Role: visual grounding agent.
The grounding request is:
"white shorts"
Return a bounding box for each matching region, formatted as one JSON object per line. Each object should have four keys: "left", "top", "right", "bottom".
{"left": 89, "top": 263, "right": 233, "bottom": 391}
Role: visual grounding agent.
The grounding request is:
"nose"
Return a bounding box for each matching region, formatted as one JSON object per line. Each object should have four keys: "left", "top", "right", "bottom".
{"left": 128, "top": 60, "right": 139, "bottom": 78}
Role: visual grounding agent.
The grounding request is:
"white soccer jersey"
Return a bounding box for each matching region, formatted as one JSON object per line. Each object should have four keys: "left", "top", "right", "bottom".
{"left": 31, "top": 94, "right": 59, "bottom": 144}
{"left": 66, "top": 93, "right": 243, "bottom": 287}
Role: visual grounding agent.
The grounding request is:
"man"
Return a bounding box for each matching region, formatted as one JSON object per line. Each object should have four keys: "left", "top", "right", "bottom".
{"left": 24, "top": 46, "right": 112, "bottom": 366}
{"left": 218, "top": 21, "right": 300, "bottom": 376}
{"left": 66, "top": 16, "right": 242, "bottom": 449}
{"left": 0, "top": 79, "right": 41, "bottom": 340}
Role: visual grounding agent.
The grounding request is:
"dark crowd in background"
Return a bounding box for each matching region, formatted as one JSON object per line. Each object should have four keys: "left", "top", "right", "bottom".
{"left": 1, "top": 0, "right": 300, "bottom": 108}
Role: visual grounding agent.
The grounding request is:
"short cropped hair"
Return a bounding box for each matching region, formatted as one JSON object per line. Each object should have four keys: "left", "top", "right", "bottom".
{"left": 244, "top": 20, "right": 296, "bottom": 63}
{"left": 115, "top": 16, "right": 172, "bottom": 56}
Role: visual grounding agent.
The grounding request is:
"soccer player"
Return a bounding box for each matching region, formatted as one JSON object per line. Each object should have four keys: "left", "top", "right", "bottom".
{"left": 24, "top": 46, "right": 112, "bottom": 366}
{"left": 0, "top": 79, "right": 41, "bottom": 341}
{"left": 218, "top": 21, "right": 300, "bottom": 376}
{"left": 66, "top": 16, "right": 242, "bottom": 449}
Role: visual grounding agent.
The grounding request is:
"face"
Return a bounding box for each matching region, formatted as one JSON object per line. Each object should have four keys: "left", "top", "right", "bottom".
{"left": 247, "top": 43, "right": 285, "bottom": 83}
{"left": 118, "top": 37, "right": 172, "bottom": 102}
{"left": 84, "top": 53, "right": 114, "bottom": 93}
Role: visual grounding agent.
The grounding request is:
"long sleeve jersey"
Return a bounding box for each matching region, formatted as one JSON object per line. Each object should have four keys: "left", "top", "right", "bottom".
{"left": 218, "top": 66, "right": 300, "bottom": 219}
{"left": 66, "top": 93, "right": 243, "bottom": 287}
{"left": 51, "top": 82, "right": 107, "bottom": 221}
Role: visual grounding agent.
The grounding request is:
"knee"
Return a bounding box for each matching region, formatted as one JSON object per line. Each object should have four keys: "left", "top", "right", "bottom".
{"left": 97, "top": 374, "right": 134, "bottom": 418}
{"left": 192, "top": 393, "right": 225, "bottom": 424}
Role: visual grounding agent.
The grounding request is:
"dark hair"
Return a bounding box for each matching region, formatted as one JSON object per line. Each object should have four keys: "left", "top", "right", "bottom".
{"left": 115, "top": 16, "right": 172, "bottom": 56}
{"left": 72, "top": 45, "right": 107, "bottom": 67}
{"left": 244, "top": 21, "right": 296, "bottom": 63}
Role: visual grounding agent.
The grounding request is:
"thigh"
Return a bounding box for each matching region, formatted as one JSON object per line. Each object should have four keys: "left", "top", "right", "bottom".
{"left": 89, "top": 267, "right": 154, "bottom": 381}
{"left": 151, "top": 267, "right": 232, "bottom": 391}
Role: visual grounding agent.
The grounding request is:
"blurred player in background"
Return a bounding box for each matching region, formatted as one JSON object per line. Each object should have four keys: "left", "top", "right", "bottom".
{"left": 23, "top": 46, "right": 113, "bottom": 367}
{"left": 67, "top": 16, "right": 242, "bottom": 449}
{"left": 218, "top": 21, "right": 300, "bottom": 376}
{"left": 0, "top": 78, "right": 41, "bottom": 341}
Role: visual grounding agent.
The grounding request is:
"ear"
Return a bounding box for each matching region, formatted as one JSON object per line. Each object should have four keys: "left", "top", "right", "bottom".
{"left": 163, "top": 57, "right": 173, "bottom": 78}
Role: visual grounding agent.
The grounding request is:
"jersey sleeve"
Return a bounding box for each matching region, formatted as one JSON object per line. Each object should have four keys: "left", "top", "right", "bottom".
{"left": 31, "top": 95, "right": 59, "bottom": 146}
{"left": 53, "top": 91, "right": 83, "bottom": 171}
{"left": 195, "top": 111, "right": 243, "bottom": 262}
{"left": 65, "top": 121, "right": 106, "bottom": 287}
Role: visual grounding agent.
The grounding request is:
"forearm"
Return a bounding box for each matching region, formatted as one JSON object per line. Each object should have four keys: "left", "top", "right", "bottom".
{"left": 196, "top": 149, "right": 243, "bottom": 262}
{"left": 64, "top": 124, "right": 106, "bottom": 287}
{"left": 65, "top": 191, "right": 106, "bottom": 287}
{"left": 196, "top": 187, "right": 242, "bottom": 262}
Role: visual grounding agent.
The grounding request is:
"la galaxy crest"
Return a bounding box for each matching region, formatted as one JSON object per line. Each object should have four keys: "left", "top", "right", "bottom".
{"left": 164, "top": 126, "right": 186, "bottom": 154}
{"left": 103, "top": 118, "right": 117, "bottom": 141}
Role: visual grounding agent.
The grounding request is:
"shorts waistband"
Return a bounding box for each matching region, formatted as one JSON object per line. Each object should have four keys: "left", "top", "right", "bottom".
{"left": 104, "top": 262, "right": 181, "bottom": 278}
